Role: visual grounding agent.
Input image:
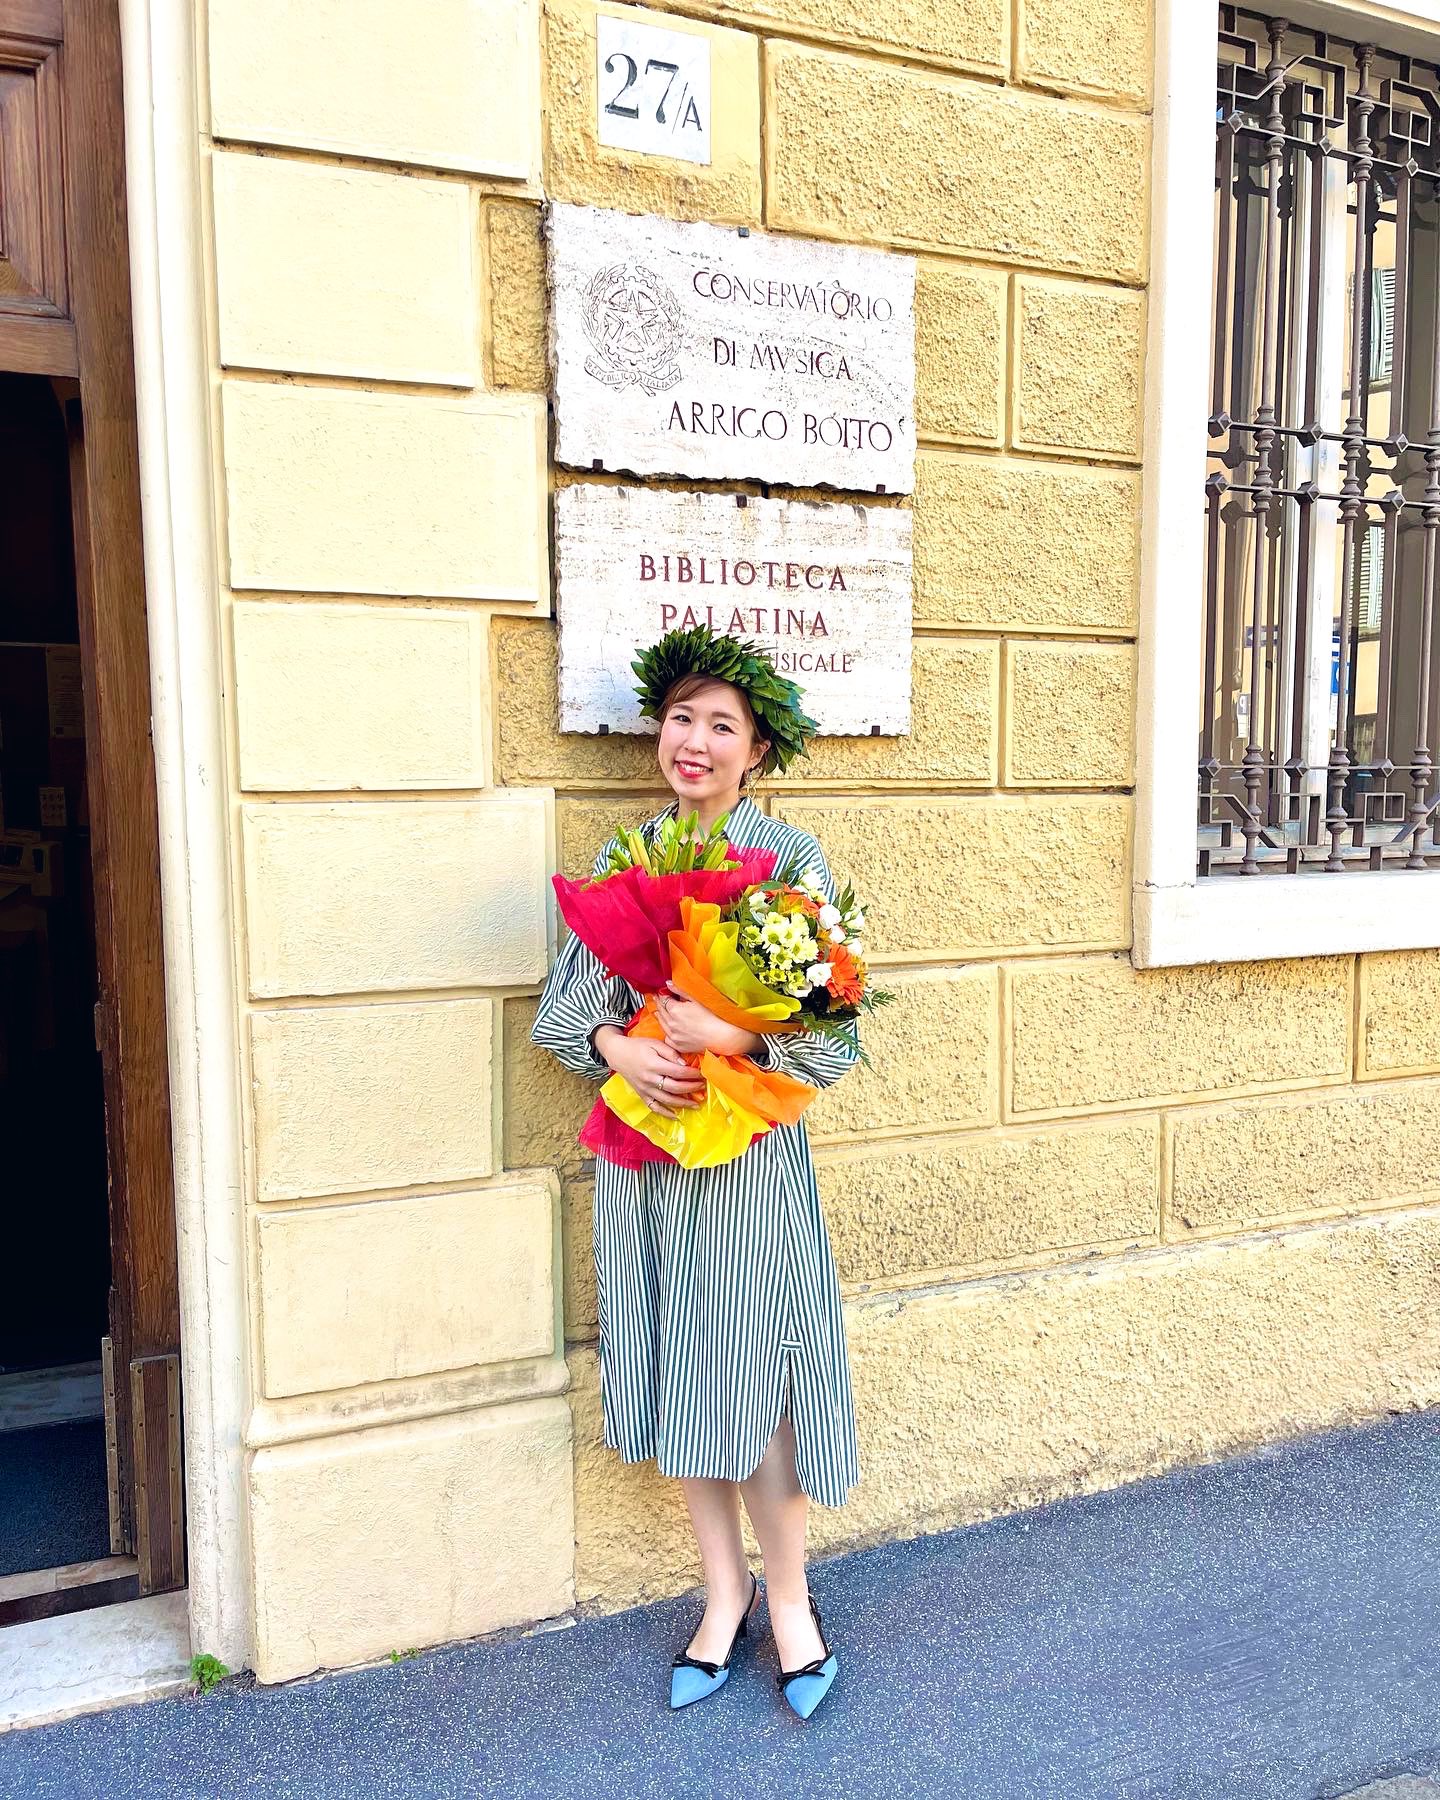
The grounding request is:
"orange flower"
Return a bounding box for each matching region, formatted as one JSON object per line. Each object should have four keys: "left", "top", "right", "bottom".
{"left": 777, "top": 888, "right": 822, "bottom": 918}
{"left": 826, "top": 943, "right": 865, "bottom": 1007}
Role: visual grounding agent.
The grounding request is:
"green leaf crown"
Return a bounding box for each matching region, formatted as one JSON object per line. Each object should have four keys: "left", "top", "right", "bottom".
{"left": 631, "top": 625, "right": 818, "bottom": 775}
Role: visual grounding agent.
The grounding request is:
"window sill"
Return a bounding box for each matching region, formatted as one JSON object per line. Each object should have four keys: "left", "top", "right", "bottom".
{"left": 1132, "top": 867, "right": 1440, "bottom": 967}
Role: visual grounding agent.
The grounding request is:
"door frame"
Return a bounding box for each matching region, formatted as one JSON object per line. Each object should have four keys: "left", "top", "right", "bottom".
{"left": 2, "top": 0, "right": 195, "bottom": 1597}
{"left": 115, "top": 0, "right": 252, "bottom": 1667}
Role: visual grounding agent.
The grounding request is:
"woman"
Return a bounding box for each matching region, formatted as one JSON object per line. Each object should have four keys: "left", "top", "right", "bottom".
{"left": 531, "top": 626, "right": 860, "bottom": 1721}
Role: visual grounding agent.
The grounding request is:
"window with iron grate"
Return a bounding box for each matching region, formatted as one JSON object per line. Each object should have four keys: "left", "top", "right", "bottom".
{"left": 1205, "top": 4, "right": 1440, "bottom": 875}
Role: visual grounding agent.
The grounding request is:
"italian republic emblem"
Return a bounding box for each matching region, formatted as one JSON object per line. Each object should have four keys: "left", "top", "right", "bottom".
{"left": 581, "top": 261, "right": 684, "bottom": 394}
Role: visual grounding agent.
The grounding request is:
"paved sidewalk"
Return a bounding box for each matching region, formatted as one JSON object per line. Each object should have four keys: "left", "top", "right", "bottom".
{"left": 2, "top": 1410, "right": 1439, "bottom": 1800}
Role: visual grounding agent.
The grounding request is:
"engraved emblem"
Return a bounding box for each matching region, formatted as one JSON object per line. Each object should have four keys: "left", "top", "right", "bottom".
{"left": 581, "top": 261, "right": 684, "bottom": 394}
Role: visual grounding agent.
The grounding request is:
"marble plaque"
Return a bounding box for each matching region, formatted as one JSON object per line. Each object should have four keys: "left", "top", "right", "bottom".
{"left": 547, "top": 204, "right": 916, "bottom": 493}
{"left": 554, "top": 484, "right": 912, "bottom": 737}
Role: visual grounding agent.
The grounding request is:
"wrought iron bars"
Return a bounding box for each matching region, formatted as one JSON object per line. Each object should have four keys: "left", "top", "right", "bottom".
{"left": 1203, "top": 5, "right": 1440, "bottom": 873}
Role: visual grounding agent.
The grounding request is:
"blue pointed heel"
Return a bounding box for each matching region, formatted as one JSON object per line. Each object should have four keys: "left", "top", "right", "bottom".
{"left": 776, "top": 1593, "right": 837, "bottom": 1721}
{"left": 669, "top": 1570, "right": 759, "bottom": 1710}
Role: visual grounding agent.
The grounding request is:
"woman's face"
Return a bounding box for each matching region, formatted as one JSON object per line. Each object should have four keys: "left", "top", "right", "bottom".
{"left": 657, "top": 680, "right": 767, "bottom": 808}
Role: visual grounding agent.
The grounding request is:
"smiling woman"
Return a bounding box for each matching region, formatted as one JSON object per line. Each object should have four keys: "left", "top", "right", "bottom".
{"left": 531, "top": 625, "right": 854, "bottom": 1722}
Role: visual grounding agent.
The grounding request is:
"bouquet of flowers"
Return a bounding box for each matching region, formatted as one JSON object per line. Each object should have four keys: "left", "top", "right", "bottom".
{"left": 731, "top": 858, "right": 889, "bottom": 1055}
{"left": 553, "top": 813, "right": 889, "bottom": 1171}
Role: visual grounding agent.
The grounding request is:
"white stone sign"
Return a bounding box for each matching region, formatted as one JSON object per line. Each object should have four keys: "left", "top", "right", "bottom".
{"left": 596, "top": 15, "right": 711, "bottom": 166}
{"left": 548, "top": 204, "right": 916, "bottom": 493}
{"left": 554, "top": 484, "right": 912, "bottom": 737}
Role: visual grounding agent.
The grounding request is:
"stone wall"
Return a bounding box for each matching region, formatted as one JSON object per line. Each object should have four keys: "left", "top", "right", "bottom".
{"left": 198, "top": 0, "right": 1440, "bottom": 1676}
{"left": 498, "top": 0, "right": 1440, "bottom": 1612}
{"left": 204, "top": 0, "right": 569, "bottom": 1683}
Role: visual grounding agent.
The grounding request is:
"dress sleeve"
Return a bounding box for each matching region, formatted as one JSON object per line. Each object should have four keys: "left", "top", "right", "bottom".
{"left": 750, "top": 832, "right": 862, "bottom": 1091}
{"left": 530, "top": 834, "right": 641, "bottom": 1080}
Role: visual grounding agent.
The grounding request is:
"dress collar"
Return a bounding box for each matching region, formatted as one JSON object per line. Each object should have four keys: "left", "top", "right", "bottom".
{"left": 650, "top": 792, "right": 760, "bottom": 838}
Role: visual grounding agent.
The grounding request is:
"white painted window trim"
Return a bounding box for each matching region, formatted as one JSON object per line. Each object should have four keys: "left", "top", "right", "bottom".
{"left": 1135, "top": 0, "right": 1440, "bottom": 967}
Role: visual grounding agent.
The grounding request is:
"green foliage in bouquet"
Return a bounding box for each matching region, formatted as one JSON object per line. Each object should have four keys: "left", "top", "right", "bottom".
{"left": 593, "top": 810, "right": 741, "bottom": 880}
{"left": 631, "top": 626, "right": 819, "bottom": 774}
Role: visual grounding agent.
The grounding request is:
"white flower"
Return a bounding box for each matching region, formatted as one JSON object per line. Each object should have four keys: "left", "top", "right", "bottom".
{"left": 806, "top": 962, "right": 833, "bottom": 987}
{"left": 818, "top": 903, "right": 841, "bottom": 928}
{"left": 849, "top": 941, "right": 865, "bottom": 960}
{"left": 828, "top": 925, "right": 846, "bottom": 944}
{"left": 849, "top": 910, "right": 865, "bottom": 930}
{"left": 748, "top": 891, "right": 766, "bottom": 912}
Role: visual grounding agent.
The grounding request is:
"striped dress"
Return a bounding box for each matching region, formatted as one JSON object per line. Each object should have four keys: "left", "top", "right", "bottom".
{"left": 531, "top": 793, "right": 861, "bottom": 1508}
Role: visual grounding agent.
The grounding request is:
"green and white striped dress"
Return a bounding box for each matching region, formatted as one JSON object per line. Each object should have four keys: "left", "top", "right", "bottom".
{"left": 531, "top": 793, "right": 861, "bottom": 1508}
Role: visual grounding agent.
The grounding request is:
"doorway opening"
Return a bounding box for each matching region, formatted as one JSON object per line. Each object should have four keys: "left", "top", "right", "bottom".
{"left": 0, "top": 0, "right": 185, "bottom": 1639}
{"left": 0, "top": 373, "right": 131, "bottom": 1623}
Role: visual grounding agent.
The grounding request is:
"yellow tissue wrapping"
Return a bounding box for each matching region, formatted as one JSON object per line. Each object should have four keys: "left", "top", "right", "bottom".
{"left": 599, "top": 897, "right": 817, "bottom": 1168}
{"left": 600, "top": 1066, "right": 772, "bottom": 1169}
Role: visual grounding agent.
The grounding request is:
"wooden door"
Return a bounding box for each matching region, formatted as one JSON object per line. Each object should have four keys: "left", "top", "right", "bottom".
{"left": 1, "top": 0, "right": 183, "bottom": 1594}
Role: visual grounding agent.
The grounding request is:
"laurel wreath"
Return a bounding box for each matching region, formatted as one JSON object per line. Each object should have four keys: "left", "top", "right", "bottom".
{"left": 631, "top": 626, "right": 818, "bottom": 775}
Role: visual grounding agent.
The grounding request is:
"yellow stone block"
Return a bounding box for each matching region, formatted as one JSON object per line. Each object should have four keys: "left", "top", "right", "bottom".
{"left": 569, "top": 1346, "right": 703, "bottom": 1606}
{"left": 495, "top": 619, "right": 660, "bottom": 787}
{"left": 1009, "top": 955, "right": 1353, "bottom": 1117}
{"left": 807, "top": 967, "right": 998, "bottom": 1139}
{"left": 243, "top": 795, "right": 550, "bottom": 997}
{"left": 821, "top": 1209, "right": 1440, "bottom": 1557}
{"left": 257, "top": 1180, "right": 556, "bottom": 1398}
{"left": 791, "top": 639, "right": 999, "bottom": 787}
{"left": 209, "top": 0, "right": 540, "bottom": 179}
{"left": 913, "top": 452, "right": 1139, "bottom": 632}
{"left": 222, "top": 382, "right": 548, "bottom": 605}
{"left": 667, "top": 0, "right": 1005, "bottom": 71}
{"left": 1169, "top": 1079, "right": 1440, "bottom": 1236}
{"left": 250, "top": 999, "right": 494, "bottom": 1201}
{"left": 495, "top": 616, "right": 998, "bottom": 789}
{"left": 503, "top": 996, "right": 602, "bottom": 1184}
{"left": 1004, "top": 640, "right": 1135, "bottom": 787}
{"left": 250, "top": 1398, "right": 573, "bottom": 1682}
{"left": 1361, "top": 950, "right": 1440, "bottom": 1076}
{"left": 1014, "top": 277, "right": 1145, "bottom": 460}
{"left": 484, "top": 201, "right": 548, "bottom": 392}
{"left": 914, "top": 258, "right": 1006, "bottom": 446}
{"left": 774, "top": 795, "right": 1129, "bottom": 957}
{"left": 212, "top": 154, "right": 478, "bottom": 385}
{"left": 573, "top": 1210, "right": 1440, "bottom": 1606}
{"left": 819, "top": 1114, "right": 1158, "bottom": 1286}
{"left": 765, "top": 43, "right": 1147, "bottom": 280}
{"left": 233, "top": 602, "right": 487, "bottom": 792}
{"left": 545, "top": 0, "right": 761, "bottom": 224}
{"left": 1017, "top": 0, "right": 1151, "bottom": 104}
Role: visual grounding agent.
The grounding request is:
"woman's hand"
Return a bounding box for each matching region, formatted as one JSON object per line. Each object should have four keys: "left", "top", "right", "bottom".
{"left": 594, "top": 1025, "right": 706, "bottom": 1119}
{"left": 655, "top": 982, "right": 762, "bottom": 1059}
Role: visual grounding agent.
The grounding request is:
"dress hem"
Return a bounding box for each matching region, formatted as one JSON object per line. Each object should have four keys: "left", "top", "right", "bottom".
{"left": 601, "top": 1431, "right": 859, "bottom": 1511}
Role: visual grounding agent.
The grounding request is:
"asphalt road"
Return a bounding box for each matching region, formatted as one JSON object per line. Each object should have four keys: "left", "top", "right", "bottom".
{"left": 3, "top": 1410, "right": 1439, "bottom": 1800}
